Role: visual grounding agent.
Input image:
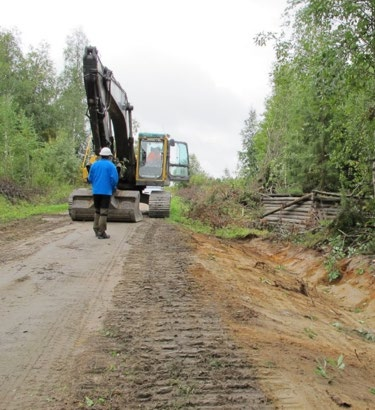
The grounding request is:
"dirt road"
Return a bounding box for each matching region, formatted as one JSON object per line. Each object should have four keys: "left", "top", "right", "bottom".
{"left": 0, "top": 213, "right": 375, "bottom": 409}
{"left": 0, "top": 214, "right": 134, "bottom": 409}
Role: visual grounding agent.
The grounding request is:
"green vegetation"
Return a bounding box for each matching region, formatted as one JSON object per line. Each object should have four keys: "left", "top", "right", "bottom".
{"left": 248, "top": 1, "right": 375, "bottom": 197}
{"left": 0, "top": 27, "right": 87, "bottom": 223}
{"left": 324, "top": 237, "right": 346, "bottom": 282}
{"left": 170, "top": 179, "right": 269, "bottom": 240}
{"left": 0, "top": 198, "right": 67, "bottom": 223}
{"left": 315, "top": 354, "right": 345, "bottom": 380}
{"left": 0, "top": 185, "right": 70, "bottom": 223}
{"left": 84, "top": 396, "right": 106, "bottom": 407}
{"left": 355, "top": 329, "right": 375, "bottom": 343}
{"left": 303, "top": 327, "right": 318, "bottom": 340}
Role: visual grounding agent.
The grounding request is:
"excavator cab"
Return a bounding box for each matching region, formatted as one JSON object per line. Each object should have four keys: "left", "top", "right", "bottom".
{"left": 136, "top": 133, "right": 189, "bottom": 185}
{"left": 136, "top": 133, "right": 189, "bottom": 218}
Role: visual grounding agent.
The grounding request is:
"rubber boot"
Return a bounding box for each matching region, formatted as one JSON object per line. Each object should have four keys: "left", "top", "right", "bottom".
{"left": 98, "top": 209, "right": 110, "bottom": 239}
{"left": 93, "top": 211, "right": 100, "bottom": 237}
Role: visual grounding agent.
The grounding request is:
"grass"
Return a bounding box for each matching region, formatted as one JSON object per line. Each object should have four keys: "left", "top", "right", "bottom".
{"left": 169, "top": 195, "right": 212, "bottom": 234}
{"left": 0, "top": 197, "right": 68, "bottom": 223}
{"left": 0, "top": 185, "right": 71, "bottom": 224}
{"left": 169, "top": 195, "right": 268, "bottom": 239}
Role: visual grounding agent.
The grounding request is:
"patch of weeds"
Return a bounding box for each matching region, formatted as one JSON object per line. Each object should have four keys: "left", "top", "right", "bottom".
{"left": 357, "top": 319, "right": 365, "bottom": 325}
{"left": 84, "top": 396, "right": 106, "bottom": 407}
{"left": 110, "top": 350, "right": 120, "bottom": 357}
{"left": 259, "top": 276, "right": 272, "bottom": 285}
{"left": 177, "top": 382, "right": 196, "bottom": 396}
{"left": 355, "top": 268, "right": 365, "bottom": 275}
{"left": 324, "top": 236, "right": 346, "bottom": 282}
{"left": 295, "top": 227, "right": 327, "bottom": 249}
{"left": 209, "top": 359, "right": 224, "bottom": 368}
{"left": 355, "top": 329, "right": 375, "bottom": 342}
{"left": 315, "top": 354, "right": 345, "bottom": 380}
{"left": 328, "top": 354, "right": 346, "bottom": 370}
{"left": 84, "top": 396, "right": 94, "bottom": 407}
{"left": 304, "top": 327, "right": 318, "bottom": 339}
{"left": 363, "top": 239, "right": 375, "bottom": 255}
{"left": 370, "top": 387, "right": 375, "bottom": 395}
{"left": 331, "top": 321, "right": 344, "bottom": 331}
{"left": 107, "top": 363, "right": 117, "bottom": 372}
{"left": 101, "top": 328, "right": 118, "bottom": 338}
{"left": 315, "top": 358, "right": 328, "bottom": 379}
{"left": 215, "top": 227, "right": 268, "bottom": 240}
{"left": 325, "top": 255, "right": 342, "bottom": 282}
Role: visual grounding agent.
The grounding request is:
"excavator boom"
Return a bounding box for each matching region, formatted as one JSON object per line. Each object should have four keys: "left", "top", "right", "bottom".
{"left": 69, "top": 46, "right": 141, "bottom": 222}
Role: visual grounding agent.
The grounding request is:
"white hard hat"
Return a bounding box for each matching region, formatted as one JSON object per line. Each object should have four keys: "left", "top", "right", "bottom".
{"left": 99, "top": 147, "right": 113, "bottom": 156}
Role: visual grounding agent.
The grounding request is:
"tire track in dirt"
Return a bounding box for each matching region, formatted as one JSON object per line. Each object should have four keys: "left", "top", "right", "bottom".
{"left": 66, "top": 219, "right": 272, "bottom": 409}
{"left": 2, "top": 214, "right": 375, "bottom": 409}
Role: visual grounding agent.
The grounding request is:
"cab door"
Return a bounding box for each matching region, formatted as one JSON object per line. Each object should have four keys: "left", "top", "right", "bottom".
{"left": 168, "top": 141, "right": 189, "bottom": 181}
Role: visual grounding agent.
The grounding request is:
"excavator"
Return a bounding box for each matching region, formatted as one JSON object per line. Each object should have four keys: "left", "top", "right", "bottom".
{"left": 68, "top": 46, "right": 189, "bottom": 222}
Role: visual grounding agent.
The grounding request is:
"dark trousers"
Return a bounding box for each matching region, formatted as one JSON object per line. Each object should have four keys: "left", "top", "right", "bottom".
{"left": 93, "top": 194, "right": 111, "bottom": 210}
{"left": 93, "top": 194, "right": 111, "bottom": 235}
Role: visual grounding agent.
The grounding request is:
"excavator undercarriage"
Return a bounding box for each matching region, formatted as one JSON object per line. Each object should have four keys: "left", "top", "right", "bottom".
{"left": 69, "top": 188, "right": 172, "bottom": 222}
{"left": 148, "top": 191, "right": 172, "bottom": 218}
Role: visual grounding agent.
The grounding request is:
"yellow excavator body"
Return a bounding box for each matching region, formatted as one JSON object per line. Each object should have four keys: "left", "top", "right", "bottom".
{"left": 68, "top": 46, "right": 189, "bottom": 223}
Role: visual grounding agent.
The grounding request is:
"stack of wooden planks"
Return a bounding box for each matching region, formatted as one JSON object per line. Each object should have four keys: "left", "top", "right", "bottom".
{"left": 261, "top": 191, "right": 342, "bottom": 229}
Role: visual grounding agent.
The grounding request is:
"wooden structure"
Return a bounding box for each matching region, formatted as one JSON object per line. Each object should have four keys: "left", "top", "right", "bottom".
{"left": 261, "top": 191, "right": 342, "bottom": 230}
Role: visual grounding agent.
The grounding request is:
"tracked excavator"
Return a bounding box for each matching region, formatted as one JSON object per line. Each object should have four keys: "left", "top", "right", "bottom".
{"left": 68, "top": 46, "right": 189, "bottom": 222}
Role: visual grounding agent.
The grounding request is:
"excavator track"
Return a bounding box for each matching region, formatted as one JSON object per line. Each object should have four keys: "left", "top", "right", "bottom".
{"left": 68, "top": 188, "right": 143, "bottom": 222}
{"left": 148, "top": 191, "right": 171, "bottom": 218}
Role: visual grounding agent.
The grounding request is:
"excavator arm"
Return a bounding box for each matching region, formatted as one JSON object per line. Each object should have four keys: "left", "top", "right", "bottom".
{"left": 83, "top": 46, "right": 136, "bottom": 188}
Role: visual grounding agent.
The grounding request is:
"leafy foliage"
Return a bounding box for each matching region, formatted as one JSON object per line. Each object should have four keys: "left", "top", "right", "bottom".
{"left": 0, "top": 95, "right": 40, "bottom": 184}
{"left": 0, "top": 27, "right": 87, "bottom": 201}
{"left": 237, "top": 109, "right": 259, "bottom": 180}
{"left": 242, "top": 1, "right": 375, "bottom": 197}
{"left": 315, "top": 354, "right": 345, "bottom": 380}
{"left": 176, "top": 176, "right": 264, "bottom": 237}
{"left": 56, "top": 29, "right": 88, "bottom": 151}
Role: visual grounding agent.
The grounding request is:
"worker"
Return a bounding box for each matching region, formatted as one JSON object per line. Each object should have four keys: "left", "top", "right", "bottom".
{"left": 87, "top": 147, "right": 119, "bottom": 239}
{"left": 147, "top": 146, "right": 162, "bottom": 164}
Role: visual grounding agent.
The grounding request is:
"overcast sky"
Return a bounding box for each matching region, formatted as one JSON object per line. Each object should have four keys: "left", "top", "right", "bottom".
{"left": 2, "top": 0, "right": 287, "bottom": 177}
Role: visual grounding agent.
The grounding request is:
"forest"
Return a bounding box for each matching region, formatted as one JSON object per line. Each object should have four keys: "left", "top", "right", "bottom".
{"left": 0, "top": 0, "right": 375, "bottom": 246}
{"left": 0, "top": 28, "right": 88, "bottom": 201}
{"left": 239, "top": 0, "right": 375, "bottom": 198}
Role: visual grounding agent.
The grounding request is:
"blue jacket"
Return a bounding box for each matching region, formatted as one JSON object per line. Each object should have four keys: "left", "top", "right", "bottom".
{"left": 88, "top": 158, "right": 119, "bottom": 195}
